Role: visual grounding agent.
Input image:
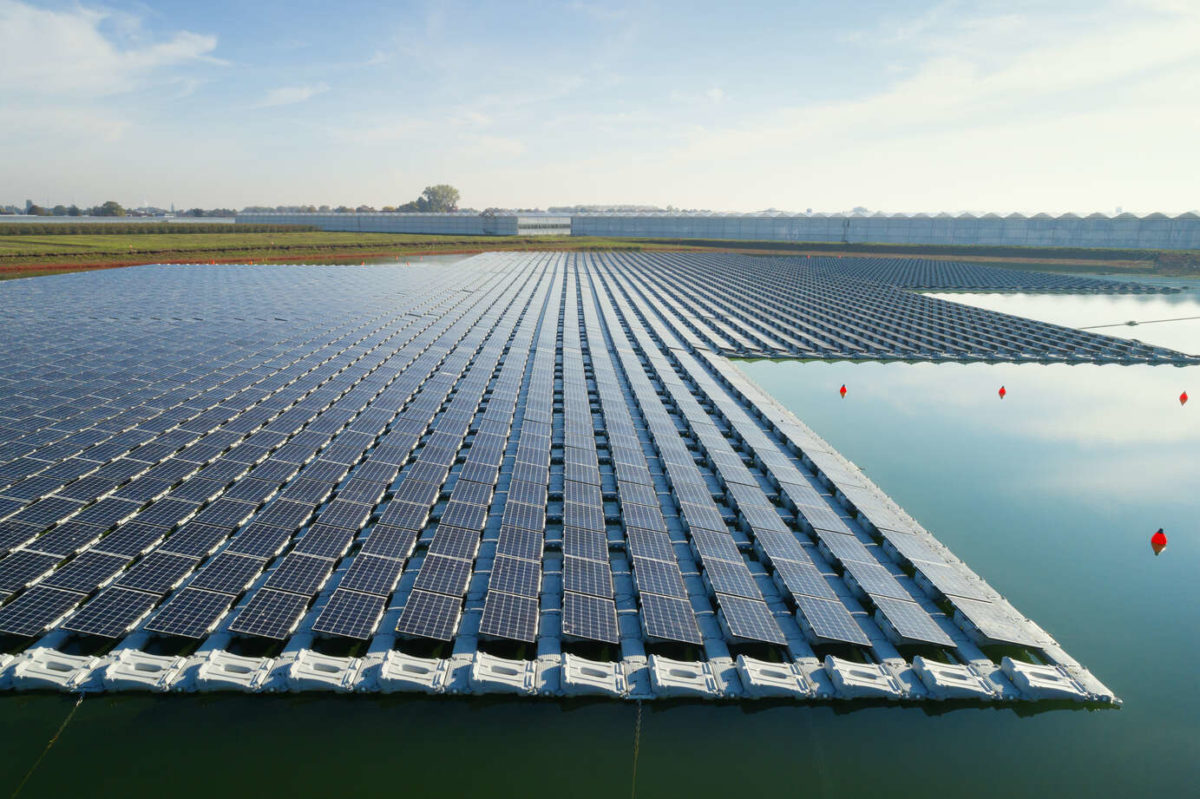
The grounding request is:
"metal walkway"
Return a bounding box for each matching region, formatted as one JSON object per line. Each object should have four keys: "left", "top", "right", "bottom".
{"left": 0, "top": 255, "right": 1121, "bottom": 702}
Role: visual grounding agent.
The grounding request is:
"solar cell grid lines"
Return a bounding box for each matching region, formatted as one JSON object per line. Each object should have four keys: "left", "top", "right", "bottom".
{"left": 0, "top": 256, "right": 1117, "bottom": 702}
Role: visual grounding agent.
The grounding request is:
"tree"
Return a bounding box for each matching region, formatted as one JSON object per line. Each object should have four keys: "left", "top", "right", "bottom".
{"left": 420, "top": 184, "right": 459, "bottom": 212}
{"left": 93, "top": 200, "right": 126, "bottom": 217}
{"left": 68, "top": 205, "right": 81, "bottom": 216}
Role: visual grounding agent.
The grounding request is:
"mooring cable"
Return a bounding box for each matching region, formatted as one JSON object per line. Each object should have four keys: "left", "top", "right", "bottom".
{"left": 1080, "top": 314, "right": 1200, "bottom": 329}
{"left": 630, "top": 699, "right": 643, "bottom": 799}
{"left": 10, "top": 693, "right": 84, "bottom": 799}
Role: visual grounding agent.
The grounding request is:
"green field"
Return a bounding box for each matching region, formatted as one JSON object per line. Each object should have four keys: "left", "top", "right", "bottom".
{"left": 0, "top": 227, "right": 1194, "bottom": 280}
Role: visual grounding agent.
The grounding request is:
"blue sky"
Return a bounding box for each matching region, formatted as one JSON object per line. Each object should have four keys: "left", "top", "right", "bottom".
{"left": 2, "top": 0, "right": 1198, "bottom": 213}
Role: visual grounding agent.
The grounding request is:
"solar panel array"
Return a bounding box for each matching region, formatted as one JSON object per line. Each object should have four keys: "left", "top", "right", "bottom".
{"left": 0, "top": 254, "right": 1115, "bottom": 700}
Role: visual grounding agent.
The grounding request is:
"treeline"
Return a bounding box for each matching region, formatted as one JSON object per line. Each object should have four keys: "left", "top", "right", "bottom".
{"left": 0, "top": 223, "right": 317, "bottom": 236}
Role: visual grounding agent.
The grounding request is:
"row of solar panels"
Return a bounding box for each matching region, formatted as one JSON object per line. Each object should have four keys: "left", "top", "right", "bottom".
{"left": 608, "top": 251, "right": 1190, "bottom": 362}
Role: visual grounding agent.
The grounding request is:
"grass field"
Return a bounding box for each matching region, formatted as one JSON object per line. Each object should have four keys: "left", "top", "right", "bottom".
{"left": 0, "top": 229, "right": 1194, "bottom": 280}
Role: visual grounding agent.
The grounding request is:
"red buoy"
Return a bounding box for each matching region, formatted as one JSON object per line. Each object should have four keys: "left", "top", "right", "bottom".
{"left": 1181, "top": 391, "right": 1189, "bottom": 406}
{"left": 1151, "top": 528, "right": 1167, "bottom": 555}
{"left": 998, "top": 386, "right": 1007, "bottom": 399}
{"left": 839, "top": 384, "right": 847, "bottom": 398}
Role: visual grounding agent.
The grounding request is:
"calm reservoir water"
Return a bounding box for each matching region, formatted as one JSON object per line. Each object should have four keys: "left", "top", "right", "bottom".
{"left": 2, "top": 280, "right": 1197, "bottom": 797}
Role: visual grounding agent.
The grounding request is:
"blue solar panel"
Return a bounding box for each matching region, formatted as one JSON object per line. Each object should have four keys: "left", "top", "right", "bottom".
{"left": 639, "top": 592, "right": 702, "bottom": 645}
{"left": 561, "top": 591, "right": 620, "bottom": 643}
{"left": 41, "top": 551, "right": 130, "bottom": 593}
{"left": 338, "top": 554, "right": 405, "bottom": 596}
{"left": 794, "top": 594, "right": 871, "bottom": 646}
{"left": 116, "top": 551, "right": 199, "bottom": 595}
{"left": 0, "top": 550, "right": 60, "bottom": 592}
{"left": 264, "top": 553, "right": 334, "bottom": 596}
{"left": 395, "top": 589, "right": 461, "bottom": 641}
{"left": 718, "top": 594, "right": 786, "bottom": 645}
{"left": 478, "top": 590, "right": 538, "bottom": 642}
{"left": 311, "top": 589, "right": 387, "bottom": 640}
{"left": 562, "top": 556, "right": 613, "bottom": 598}
{"left": 631, "top": 556, "right": 688, "bottom": 599}
{"left": 359, "top": 525, "right": 418, "bottom": 560}
{"left": 62, "top": 586, "right": 159, "bottom": 638}
{"left": 411, "top": 555, "right": 473, "bottom": 597}
{"left": 145, "top": 585, "right": 234, "bottom": 643}
{"left": 0, "top": 586, "right": 84, "bottom": 636}
{"left": 488, "top": 556, "right": 541, "bottom": 598}
{"left": 188, "top": 552, "right": 266, "bottom": 595}
{"left": 229, "top": 588, "right": 310, "bottom": 639}
{"left": 872, "top": 595, "right": 955, "bottom": 647}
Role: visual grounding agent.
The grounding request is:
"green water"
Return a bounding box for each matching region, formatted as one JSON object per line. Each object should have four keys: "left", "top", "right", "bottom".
{"left": 3, "top": 285, "right": 1199, "bottom": 797}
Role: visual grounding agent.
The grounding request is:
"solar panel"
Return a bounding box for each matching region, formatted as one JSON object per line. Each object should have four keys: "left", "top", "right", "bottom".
{"left": 495, "top": 526, "right": 542, "bottom": 561}
{"left": 457, "top": 461, "right": 498, "bottom": 486}
{"left": 293, "top": 524, "right": 355, "bottom": 559}
{"left": 561, "top": 526, "right": 608, "bottom": 561}
{"left": 426, "top": 526, "right": 480, "bottom": 561}
{"left": 41, "top": 551, "right": 129, "bottom": 593}
{"left": 639, "top": 592, "right": 703, "bottom": 645}
{"left": 625, "top": 528, "right": 674, "bottom": 562}
{"left": 315, "top": 498, "right": 373, "bottom": 531}
{"left": 395, "top": 589, "right": 462, "bottom": 641}
{"left": 718, "top": 594, "right": 786, "bottom": 645}
{"left": 335, "top": 479, "right": 387, "bottom": 506}
{"left": 264, "top": 553, "right": 334, "bottom": 596}
{"left": 952, "top": 597, "right": 1041, "bottom": 648}
{"left": 117, "top": 551, "right": 200, "bottom": 594}
{"left": 254, "top": 498, "right": 316, "bottom": 530}
{"left": 411, "top": 555, "right": 473, "bottom": 597}
{"left": 561, "top": 591, "right": 620, "bottom": 643}
{"left": 337, "top": 554, "right": 405, "bottom": 596}
{"left": 359, "top": 525, "right": 418, "bottom": 560}
{"left": 158, "top": 522, "right": 230, "bottom": 557}
{"left": 631, "top": 556, "right": 688, "bottom": 599}
{"left": 488, "top": 555, "right": 542, "bottom": 598}
{"left": 0, "top": 586, "right": 84, "bottom": 637}
{"left": 22, "top": 521, "right": 105, "bottom": 557}
{"left": 794, "top": 594, "right": 871, "bottom": 646}
{"left": 225, "top": 522, "right": 294, "bottom": 558}
{"left": 772, "top": 558, "right": 838, "bottom": 600}
{"left": 703, "top": 558, "right": 762, "bottom": 600}
{"left": 794, "top": 502, "right": 854, "bottom": 534}
{"left": 872, "top": 595, "right": 955, "bottom": 647}
{"left": 188, "top": 552, "right": 266, "bottom": 595}
{"left": 560, "top": 554, "right": 611, "bottom": 598}
{"left": 228, "top": 588, "right": 310, "bottom": 639}
{"left": 376, "top": 500, "right": 429, "bottom": 531}
{"left": 913, "top": 561, "right": 993, "bottom": 602}
{"left": 624, "top": 502, "right": 666, "bottom": 533}
{"left": 478, "top": 590, "right": 538, "bottom": 642}
{"left": 0, "top": 550, "right": 61, "bottom": 592}
{"left": 311, "top": 588, "right": 387, "bottom": 640}
{"left": 62, "top": 586, "right": 159, "bottom": 638}
{"left": 842, "top": 560, "right": 912, "bottom": 601}
{"left": 817, "top": 531, "right": 876, "bottom": 564}
{"left": 68, "top": 499, "right": 141, "bottom": 527}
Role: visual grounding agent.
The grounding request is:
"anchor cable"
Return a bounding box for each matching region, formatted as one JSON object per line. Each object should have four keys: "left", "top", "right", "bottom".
{"left": 11, "top": 693, "right": 84, "bottom": 799}
{"left": 630, "top": 699, "right": 643, "bottom": 799}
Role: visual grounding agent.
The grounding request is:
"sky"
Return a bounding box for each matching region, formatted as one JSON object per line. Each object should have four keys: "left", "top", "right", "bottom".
{"left": 1, "top": 0, "right": 1198, "bottom": 214}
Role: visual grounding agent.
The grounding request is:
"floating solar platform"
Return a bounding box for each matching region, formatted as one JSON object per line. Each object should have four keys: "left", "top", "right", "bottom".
{"left": 0, "top": 255, "right": 1128, "bottom": 702}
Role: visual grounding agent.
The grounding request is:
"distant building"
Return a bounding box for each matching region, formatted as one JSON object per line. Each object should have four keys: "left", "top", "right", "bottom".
{"left": 235, "top": 212, "right": 571, "bottom": 236}
{"left": 234, "top": 210, "right": 1200, "bottom": 250}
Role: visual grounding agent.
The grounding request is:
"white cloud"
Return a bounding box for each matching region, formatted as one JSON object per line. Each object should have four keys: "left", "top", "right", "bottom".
{"left": 256, "top": 82, "right": 330, "bottom": 108}
{"left": 0, "top": 0, "right": 219, "bottom": 96}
